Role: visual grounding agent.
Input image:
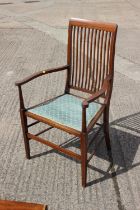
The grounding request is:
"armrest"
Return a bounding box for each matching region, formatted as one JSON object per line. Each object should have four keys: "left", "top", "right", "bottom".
{"left": 82, "top": 74, "right": 112, "bottom": 108}
{"left": 82, "top": 89, "right": 106, "bottom": 108}
{"left": 15, "top": 65, "right": 70, "bottom": 86}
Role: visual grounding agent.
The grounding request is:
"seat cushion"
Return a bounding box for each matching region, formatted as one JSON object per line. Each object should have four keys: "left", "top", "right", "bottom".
{"left": 28, "top": 94, "right": 101, "bottom": 131}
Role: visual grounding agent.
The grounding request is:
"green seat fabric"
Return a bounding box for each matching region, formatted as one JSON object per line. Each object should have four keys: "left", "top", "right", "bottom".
{"left": 29, "top": 94, "right": 102, "bottom": 131}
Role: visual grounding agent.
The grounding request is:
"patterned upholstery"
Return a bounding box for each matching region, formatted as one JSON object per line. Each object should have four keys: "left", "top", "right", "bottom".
{"left": 29, "top": 94, "right": 101, "bottom": 131}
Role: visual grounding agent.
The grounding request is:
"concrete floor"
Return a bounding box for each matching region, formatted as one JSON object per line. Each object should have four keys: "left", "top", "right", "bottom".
{"left": 0, "top": 0, "right": 140, "bottom": 210}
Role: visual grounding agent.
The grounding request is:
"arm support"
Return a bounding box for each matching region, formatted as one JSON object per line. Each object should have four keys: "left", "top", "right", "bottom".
{"left": 15, "top": 65, "right": 70, "bottom": 86}
{"left": 82, "top": 89, "right": 106, "bottom": 108}
{"left": 82, "top": 75, "right": 112, "bottom": 108}
{"left": 81, "top": 75, "right": 112, "bottom": 132}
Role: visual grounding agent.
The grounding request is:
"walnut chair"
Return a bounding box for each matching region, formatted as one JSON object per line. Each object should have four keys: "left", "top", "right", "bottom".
{"left": 15, "top": 18, "right": 118, "bottom": 187}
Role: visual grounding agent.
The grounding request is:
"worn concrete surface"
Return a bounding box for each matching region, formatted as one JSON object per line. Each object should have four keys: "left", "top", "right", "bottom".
{"left": 0, "top": 0, "right": 140, "bottom": 210}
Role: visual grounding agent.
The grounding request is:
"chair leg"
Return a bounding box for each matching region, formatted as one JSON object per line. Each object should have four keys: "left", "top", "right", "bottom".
{"left": 20, "top": 110, "right": 30, "bottom": 159}
{"left": 103, "top": 106, "right": 111, "bottom": 152}
{"left": 80, "top": 134, "right": 87, "bottom": 188}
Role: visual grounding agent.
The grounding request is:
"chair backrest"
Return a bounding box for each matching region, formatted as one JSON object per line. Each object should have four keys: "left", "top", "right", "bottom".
{"left": 67, "top": 18, "right": 118, "bottom": 94}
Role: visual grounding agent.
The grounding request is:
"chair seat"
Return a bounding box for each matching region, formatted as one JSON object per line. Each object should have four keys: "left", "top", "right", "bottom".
{"left": 28, "top": 94, "right": 102, "bottom": 131}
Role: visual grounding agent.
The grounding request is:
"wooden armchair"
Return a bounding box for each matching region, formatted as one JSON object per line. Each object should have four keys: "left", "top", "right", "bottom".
{"left": 15, "top": 18, "right": 118, "bottom": 187}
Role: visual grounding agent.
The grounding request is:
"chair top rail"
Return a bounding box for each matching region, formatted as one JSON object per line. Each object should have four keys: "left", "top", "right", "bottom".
{"left": 69, "top": 18, "right": 118, "bottom": 32}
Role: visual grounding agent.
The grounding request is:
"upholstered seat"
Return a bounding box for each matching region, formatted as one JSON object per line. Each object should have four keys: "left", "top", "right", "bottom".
{"left": 28, "top": 94, "right": 101, "bottom": 131}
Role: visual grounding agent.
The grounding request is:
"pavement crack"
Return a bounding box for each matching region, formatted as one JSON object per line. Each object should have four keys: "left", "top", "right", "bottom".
{"left": 0, "top": 3, "right": 13, "bottom": 5}
{"left": 117, "top": 53, "right": 140, "bottom": 66}
{"left": 125, "top": 0, "right": 140, "bottom": 10}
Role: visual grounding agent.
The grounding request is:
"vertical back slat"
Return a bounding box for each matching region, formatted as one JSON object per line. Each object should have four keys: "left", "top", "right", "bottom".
{"left": 81, "top": 27, "right": 87, "bottom": 89}
{"left": 94, "top": 30, "right": 101, "bottom": 91}
{"left": 78, "top": 27, "right": 83, "bottom": 87}
{"left": 71, "top": 26, "right": 76, "bottom": 85}
{"left": 88, "top": 29, "right": 94, "bottom": 90}
{"left": 84, "top": 28, "right": 90, "bottom": 89}
{"left": 101, "top": 31, "right": 108, "bottom": 86}
{"left": 91, "top": 29, "right": 97, "bottom": 91}
{"left": 106, "top": 32, "right": 111, "bottom": 76}
{"left": 75, "top": 27, "right": 79, "bottom": 86}
{"left": 98, "top": 30, "right": 104, "bottom": 90}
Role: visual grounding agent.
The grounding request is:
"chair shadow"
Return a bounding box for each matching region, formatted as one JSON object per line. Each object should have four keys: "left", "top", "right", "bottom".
{"left": 111, "top": 112, "right": 140, "bottom": 134}
{"left": 31, "top": 112, "right": 140, "bottom": 186}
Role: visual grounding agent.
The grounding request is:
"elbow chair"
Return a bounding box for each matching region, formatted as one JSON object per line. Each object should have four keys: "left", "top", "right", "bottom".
{"left": 15, "top": 18, "right": 118, "bottom": 187}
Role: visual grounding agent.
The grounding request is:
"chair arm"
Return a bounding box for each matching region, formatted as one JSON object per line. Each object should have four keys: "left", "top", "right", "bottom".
{"left": 82, "top": 74, "right": 112, "bottom": 108}
{"left": 15, "top": 65, "right": 70, "bottom": 86}
{"left": 82, "top": 89, "right": 106, "bottom": 108}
